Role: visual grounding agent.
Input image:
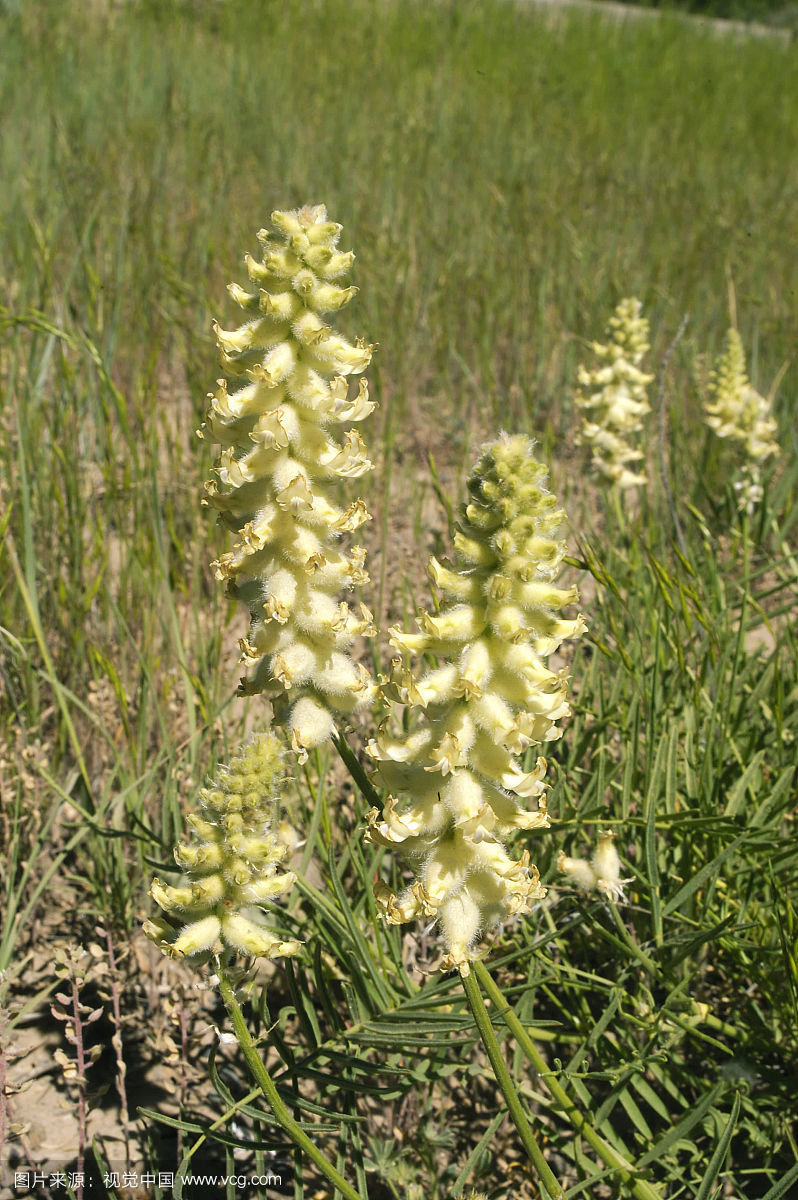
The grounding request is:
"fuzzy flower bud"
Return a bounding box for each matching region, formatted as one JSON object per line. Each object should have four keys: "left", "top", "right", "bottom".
{"left": 557, "top": 831, "right": 629, "bottom": 902}
{"left": 367, "top": 435, "right": 586, "bottom": 969}
{"left": 144, "top": 732, "right": 301, "bottom": 962}
{"left": 703, "top": 327, "right": 780, "bottom": 512}
{"left": 575, "top": 297, "right": 653, "bottom": 488}
{"left": 201, "top": 206, "right": 378, "bottom": 759}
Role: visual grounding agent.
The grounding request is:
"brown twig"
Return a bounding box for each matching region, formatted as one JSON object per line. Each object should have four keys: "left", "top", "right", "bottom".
{"left": 102, "top": 927, "right": 131, "bottom": 1176}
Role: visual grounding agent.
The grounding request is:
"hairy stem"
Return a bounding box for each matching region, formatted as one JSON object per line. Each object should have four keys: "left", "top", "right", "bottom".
{"left": 460, "top": 964, "right": 563, "bottom": 1199}
{"left": 217, "top": 964, "right": 366, "bottom": 1200}
{"left": 473, "top": 960, "right": 663, "bottom": 1200}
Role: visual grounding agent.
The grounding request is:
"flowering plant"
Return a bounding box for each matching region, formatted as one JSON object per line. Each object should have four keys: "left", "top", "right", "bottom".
{"left": 145, "top": 731, "right": 300, "bottom": 960}
{"left": 368, "top": 434, "right": 585, "bottom": 969}
{"left": 201, "top": 205, "right": 377, "bottom": 760}
{"left": 575, "top": 297, "right": 653, "bottom": 488}
{"left": 703, "top": 326, "right": 779, "bottom": 511}
{"left": 144, "top": 211, "right": 669, "bottom": 1200}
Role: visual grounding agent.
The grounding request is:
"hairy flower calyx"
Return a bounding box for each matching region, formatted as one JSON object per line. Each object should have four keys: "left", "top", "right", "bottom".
{"left": 575, "top": 297, "right": 653, "bottom": 488}
{"left": 367, "top": 434, "right": 586, "bottom": 969}
{"left": 201, "top": 206, "right": 377, "bottom": 760}
{"left": 558, "top": 831, "right": 630, "bottom": 903}
{"left": 144, "top": 732, "right": 301, "bottom": 961}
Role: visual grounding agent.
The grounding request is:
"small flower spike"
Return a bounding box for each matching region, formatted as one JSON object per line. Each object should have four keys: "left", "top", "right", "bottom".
{"left": 367, "top": 435, "right": 586, "bottom": 970}
{"left": 201, "top": 206, "right": 378, "bottom": 760}
{"left": 145, "top": 732, "right": 301, "bottom": 962}
{"left": 703, "top": 327, "right": 780, "bottom": 511}
{"left": 575, "top": 297, "right": 653, "bottom": 488}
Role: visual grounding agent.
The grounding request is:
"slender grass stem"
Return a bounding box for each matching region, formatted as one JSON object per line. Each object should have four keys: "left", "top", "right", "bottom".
{"left": 217, "top": 964, "right": 366, "bottom": 1200}
{"left": 473, "top": 961, "right": 664, "bottom": 1200}
{"left": 460, "top": 964, "right": 563, "bottom": 1199}
{"left": 656, "top": 312, "right": 689, "bottom": 556}
{"left": 610, "top": 486, "right": 626, "bottom": 543}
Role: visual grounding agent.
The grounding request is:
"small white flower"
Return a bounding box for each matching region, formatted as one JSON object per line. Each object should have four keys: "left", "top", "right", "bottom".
{"left": 558, "top": 831, "right": 631, "bottom": 903}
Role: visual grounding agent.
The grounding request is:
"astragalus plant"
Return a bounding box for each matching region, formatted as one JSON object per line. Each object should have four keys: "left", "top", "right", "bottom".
{"left": 367, "top": 434, "right": 586, "bottom": 971}
{"left": 145, "top": 206, "right": 380, "bottom": 1200}
{"left": 575, "top": 297, "right": 653, "bottom": 488}
{"left": 144, "top": 731, "right": 300, "bottom": 961}
{"left": 364, "top": 434, "right": 660, "bottom": 1199}
{"left": 144, "top": 729, "right": 365, "bottom": 1200}
{"left": 703, "top": 326, "right": 780, "bottom": 511}
{"left": 557, "top": 829, "right": 628, "bottom": 901}
{"left": 147, "top": 209, "right": 665, "bottom": 1200}
{"left": 202, "top": 205, "right": 377, "bottom": 761}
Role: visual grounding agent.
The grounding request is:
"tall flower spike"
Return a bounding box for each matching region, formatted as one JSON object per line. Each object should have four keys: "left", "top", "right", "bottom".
{"left": 703, "top": 327, "right": 780, "bottom": 511}
{"left": 367, "top": 435, "right": 586, "bottom": 971}
{"left": 201, "top": 206, "right": 378, "bottom": 760}
{"left": 575, "top": 297, "right": 653, "bottom": 488}
{"left": 144, "top": 732, "right": 301, "bottom": 961}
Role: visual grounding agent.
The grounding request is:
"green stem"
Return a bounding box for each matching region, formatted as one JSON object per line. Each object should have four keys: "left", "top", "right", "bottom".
{"left": 217, "top": 964, "right": 366, "bottom": 1200}
{"left": 610, "top": 486, "right": 626, "bottom": 545}
{"left": 332, "top": 729, "right": 383, "bottom": 810}
{"left": 460, "top": 965, "right": 563, "bottom": 1199}
{"left": 473, "top": 961, "right": 663, "bottom": 1200}
{"left": 741, "top": 510, "right": 751, "bottom": 595}
{"left": 607, "top": 899, "right": 659, "bottom": 973}
{"left": 768, "top": 516, "right": 798, "bottom": 581}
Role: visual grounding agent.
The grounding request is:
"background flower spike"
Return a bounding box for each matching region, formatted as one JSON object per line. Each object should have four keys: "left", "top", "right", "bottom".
{"left": 703, "top": 326, "right": 780, "bottom": 512}
{"left": 574, "top": 297, "right": 653, "bottom": 488}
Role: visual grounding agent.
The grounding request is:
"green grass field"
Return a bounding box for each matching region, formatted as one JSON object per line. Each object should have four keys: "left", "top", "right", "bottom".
{"left": 1, "top": 2, "right": 797, "bottom": 1197}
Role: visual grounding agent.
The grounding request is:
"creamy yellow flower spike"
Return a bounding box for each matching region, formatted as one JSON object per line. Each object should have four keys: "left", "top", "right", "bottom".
{"left": 367, "top": 435, "right": 586, "bottom": 971}
{"left": 145, "top": 732, "right": 301, "bottom": 961}
{"left": 575, "top": 297, "right": 653, "bottom": 488}
{"left": 201, "top": 206, "right": 377, "bottom": 760}
{"left": 704, "top": 327, "right": 779, "bottom": 511}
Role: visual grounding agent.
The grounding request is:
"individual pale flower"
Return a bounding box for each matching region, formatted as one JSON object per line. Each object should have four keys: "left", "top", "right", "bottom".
{"left": 558, "top": 831, "right": 628, "bottom": 902}
{"left": 575, "top": 297, "right": 653, "bottom": 488}
{"left": 201, "top": 206, "right": 378, "bottom": 760}
{"left": 703, "top": 327, "right": 780, "bottom": 511}
{"left": 144, "top": 732, "right": 301, "bottom": 961}
{"left": 366, "top": 435, "right": 586, "bottom": 971}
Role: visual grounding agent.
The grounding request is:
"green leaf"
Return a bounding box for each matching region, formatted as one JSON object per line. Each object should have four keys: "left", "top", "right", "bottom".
{"left": 450, "top": 1109, "right": 504, "bottom": 1196}
{"left": 662, "top": 833, "right": 747, "bottom": 918}
{"left": 693, "top": 1091, "right": 740, "bottom": 1200}
{"left": 637, "top": 1083, "right": 723, "bottom": 1168}
{"left": 760, "top": 1163, "right": 798, "bottom": 1200}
